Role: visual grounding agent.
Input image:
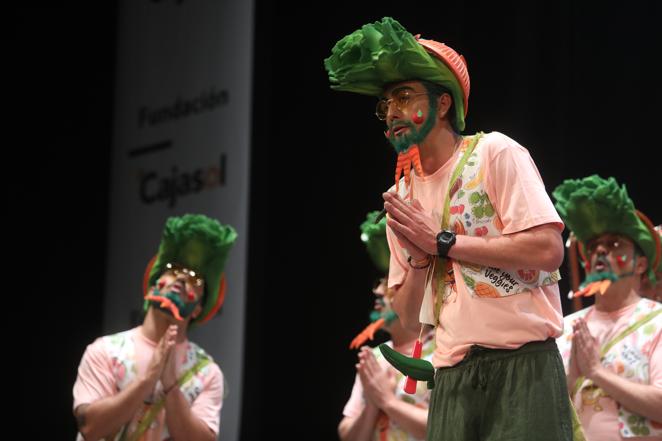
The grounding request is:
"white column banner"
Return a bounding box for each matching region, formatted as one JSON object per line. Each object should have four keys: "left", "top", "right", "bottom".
{"left": 105, "top": 1, "right": 253, "bottom": 440}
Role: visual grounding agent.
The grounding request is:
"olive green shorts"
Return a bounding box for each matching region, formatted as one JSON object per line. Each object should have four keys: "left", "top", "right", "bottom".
{"left": 427, "top": 338, "right": 572, "bottom": 441}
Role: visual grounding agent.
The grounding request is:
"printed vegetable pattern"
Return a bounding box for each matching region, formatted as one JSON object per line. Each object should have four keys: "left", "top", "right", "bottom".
{"left": 443, "top": 137, "right": 561, "bottom": 300}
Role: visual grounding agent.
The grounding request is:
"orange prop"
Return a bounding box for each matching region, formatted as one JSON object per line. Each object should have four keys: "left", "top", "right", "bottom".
{"left": 377, "top": 412, "right": 389, "bottom": 441}
{"left": 573, "top": 280, "right": 612, "bottom": 298}
{"left": 145, "top": 294, "right": 184, "bottom": 321}
{"left": 404, "top": 339, "right": 423, "bottom": 394}
{"left": 395, "top": 146, "right": 424, "bottom": 199}
{"left": 349, "top": 318, "right": 386, "bottom": 349}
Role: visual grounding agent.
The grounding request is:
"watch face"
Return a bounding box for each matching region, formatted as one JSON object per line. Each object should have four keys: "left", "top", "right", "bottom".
{"left": 441, "top": 231, "right": 454, "bottom": 242}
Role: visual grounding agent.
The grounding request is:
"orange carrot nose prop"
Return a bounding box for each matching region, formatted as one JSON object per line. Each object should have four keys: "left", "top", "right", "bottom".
{"left": 404, "top": 339, "right": 423, "bottom": 394}
{"left": 349, "top": 318, "right": 386, "bottom": 349}
{"left": 395, "top": 145, "right": 424, "bottom": 199}
{"left": 145, "top": 294, "right": 184, "bottom": 321}
{"left": 572, "top": 280, "right": 612, "bottom": 298}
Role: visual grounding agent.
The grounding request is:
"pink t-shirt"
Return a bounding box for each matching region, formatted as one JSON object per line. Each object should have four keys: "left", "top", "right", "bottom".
{"left": 564, "top": 302, "right": 662, "bottom": 441}
{"left": 73, "top": 326, "right": 223, "bottom": 440}
{"left": 387, "top": 131, "right": 565, "bottom": 368}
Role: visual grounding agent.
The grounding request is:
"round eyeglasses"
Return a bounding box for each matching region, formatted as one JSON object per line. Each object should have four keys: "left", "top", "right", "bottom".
{"left": 375, "top": 90, "right": 430, "bottom": 120}
{"left": 165, "top": 262, "right": 204, "bottom": 287}
{"left": 585, "top": 235, "right": 633, "bottom": 256}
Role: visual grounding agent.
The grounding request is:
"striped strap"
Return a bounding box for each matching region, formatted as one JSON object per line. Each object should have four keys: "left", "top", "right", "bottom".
{"left": 433, "top": 132, "right": 483, "bottom": 323}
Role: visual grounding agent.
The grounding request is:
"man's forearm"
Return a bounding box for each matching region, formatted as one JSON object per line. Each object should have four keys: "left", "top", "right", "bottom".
{"left": 76, "top": 376, "right": 156, "bottom": 441}
{"left": 448, "top": 224, "right": 564, "bottom": 272}
{"left": 164, "top": 388, "right": 216, "bottom": 441}
{"left": 591, "top": 367, "right": 662, "bottom": 421}
{"left": 382, "top": 397, "right": 428, "bottom": 439}
{"left": 338, "top": 404, "right": 380, "bottom": 441}
{"left": 392, "top": 266, "right": 428, "bottom": 332}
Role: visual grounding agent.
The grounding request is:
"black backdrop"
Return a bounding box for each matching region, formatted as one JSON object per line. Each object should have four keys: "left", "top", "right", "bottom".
{"left": 11, "top": 1, "right": 661, "bottom": 439}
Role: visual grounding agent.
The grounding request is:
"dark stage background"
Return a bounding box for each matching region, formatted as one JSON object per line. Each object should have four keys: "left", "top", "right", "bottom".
{"left": 12, "top": 1, "right": 660, "bottom": 439}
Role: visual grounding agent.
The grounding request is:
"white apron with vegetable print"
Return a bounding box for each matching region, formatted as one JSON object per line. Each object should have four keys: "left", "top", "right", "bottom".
{"left": 411, "top": 134, "right": 561, "bottom": 325}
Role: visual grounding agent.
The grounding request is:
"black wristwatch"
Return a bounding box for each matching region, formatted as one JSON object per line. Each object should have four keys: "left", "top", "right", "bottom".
{"left": 436, "top": 230, "right": 456, "bottom": 257}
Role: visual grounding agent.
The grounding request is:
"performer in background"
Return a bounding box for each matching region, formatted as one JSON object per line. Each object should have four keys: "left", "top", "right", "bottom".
{"left": 73, "top": 214, "right": 236, "bottom": 441}
{"left": 340, "top": 211, "right": 433, "bottom": 441}
{"left": 554, "top": 175, "right": 662, "bottom": 441}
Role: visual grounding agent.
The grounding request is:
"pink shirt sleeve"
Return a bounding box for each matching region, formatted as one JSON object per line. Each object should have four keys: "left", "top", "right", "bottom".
{"left": 483, "top": 133, "right": 563, "bottom": 235}
{"left": 342, "top": 374, "right": 365, "bottom": 418}
{"left": 72, "top": 339, "right": 117, "bottom": 411}
{"left": 190, "top": 363, "right": 224, "bottom": 435}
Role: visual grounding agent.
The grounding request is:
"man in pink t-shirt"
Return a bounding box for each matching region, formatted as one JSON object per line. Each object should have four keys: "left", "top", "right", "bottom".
{"left": 72, "top": 214, "right": 236, "bottom": 441}
{"left": 326, "top": 17, "right": 572, "bottom": 441}
{"left": 554, "top": 176, "right": 662, "bottom": 441}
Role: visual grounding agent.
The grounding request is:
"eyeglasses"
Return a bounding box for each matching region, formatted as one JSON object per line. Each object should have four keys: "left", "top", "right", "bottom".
{"left": 165, "top": 262, "right": 204, "bottom": 287}
{"left": 375, "top": 90, "right": 430, "bottom": 120}
{"left": 585, "top": 235, "right": 632, "bottom": 256}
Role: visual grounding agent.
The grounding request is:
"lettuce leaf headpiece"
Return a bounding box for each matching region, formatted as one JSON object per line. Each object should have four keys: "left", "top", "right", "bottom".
{"left": 143, "top": 214, "right": 237, "bottom": 325}
{"left": 349, "top": 211, "right": 395, "bottom": 350}
{"left": 324, "top": 17, "right": 470, "bottom": 132}
{"left": 553, "top": 175, "right": 660, "bottom": 282}
{"left": 360, "top": 210, "right": 389, "bottom": 274}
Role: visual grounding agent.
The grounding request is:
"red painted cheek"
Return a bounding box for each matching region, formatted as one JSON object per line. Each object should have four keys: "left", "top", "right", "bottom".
{"left": 158, "top": 281, "right": 165, "bottom": 290}
{"left": 187, "top": 291, "right": 196, "bottom": 301}
{"left": 384, "top": 129, "right": 390, "bottom": 138}
{"left": 616, "top": 255, "right": 628, "bottom": 268}
{"left": 412, "top": 110, "right": 424, "bottom": 125}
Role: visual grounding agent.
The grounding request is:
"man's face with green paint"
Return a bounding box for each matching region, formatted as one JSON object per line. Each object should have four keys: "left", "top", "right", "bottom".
{"left": 379, "top": 81, "right": 438, "bottom": 154}
{"left": 151, "top": 265, "right": 205, "bottom": 320}
{"left": 370, "top": 277, "right": 398, "bottom": 328}
{"left": 585, "top": 233, "right": 639, "bottom": 278}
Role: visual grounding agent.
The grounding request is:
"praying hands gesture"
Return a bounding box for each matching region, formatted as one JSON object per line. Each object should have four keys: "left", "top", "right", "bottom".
{"left": 383, "top": 192, "right": 439, "bottom": 259}
{"left": 357, "top": 346, "right": 397, "bottom": 409}
{"left": 571, "top": 318, "right": 602, "bottom": 379}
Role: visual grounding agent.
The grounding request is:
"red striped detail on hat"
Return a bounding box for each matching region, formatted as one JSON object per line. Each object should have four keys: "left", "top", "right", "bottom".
{"left": 416, "top": 38, "right": 470, "bottom": 117}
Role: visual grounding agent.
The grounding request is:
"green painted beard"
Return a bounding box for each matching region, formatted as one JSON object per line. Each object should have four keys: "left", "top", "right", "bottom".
{"left": 580, "top": 271, "right": 619, "bottom": 288}
{"left": 387, "top": 97, "right": 438, "bottom": 154}
{"left": 151, "top": 288, "right": 199, "bottom": 319}
{"left": 369, "top": 309, "right": 398, "bottom": 325}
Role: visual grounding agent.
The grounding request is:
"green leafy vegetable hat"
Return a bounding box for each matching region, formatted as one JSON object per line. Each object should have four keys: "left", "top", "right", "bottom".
{"left": 360, "top": 211, "right": 390, "bottom": 274}
{"left": 324, "top": 17, "right": 470, "bottom": 131}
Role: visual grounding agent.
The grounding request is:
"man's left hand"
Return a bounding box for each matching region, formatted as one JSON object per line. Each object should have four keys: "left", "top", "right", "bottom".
{"left": 383, "top": 192, "right": 438, "bottom": 255}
